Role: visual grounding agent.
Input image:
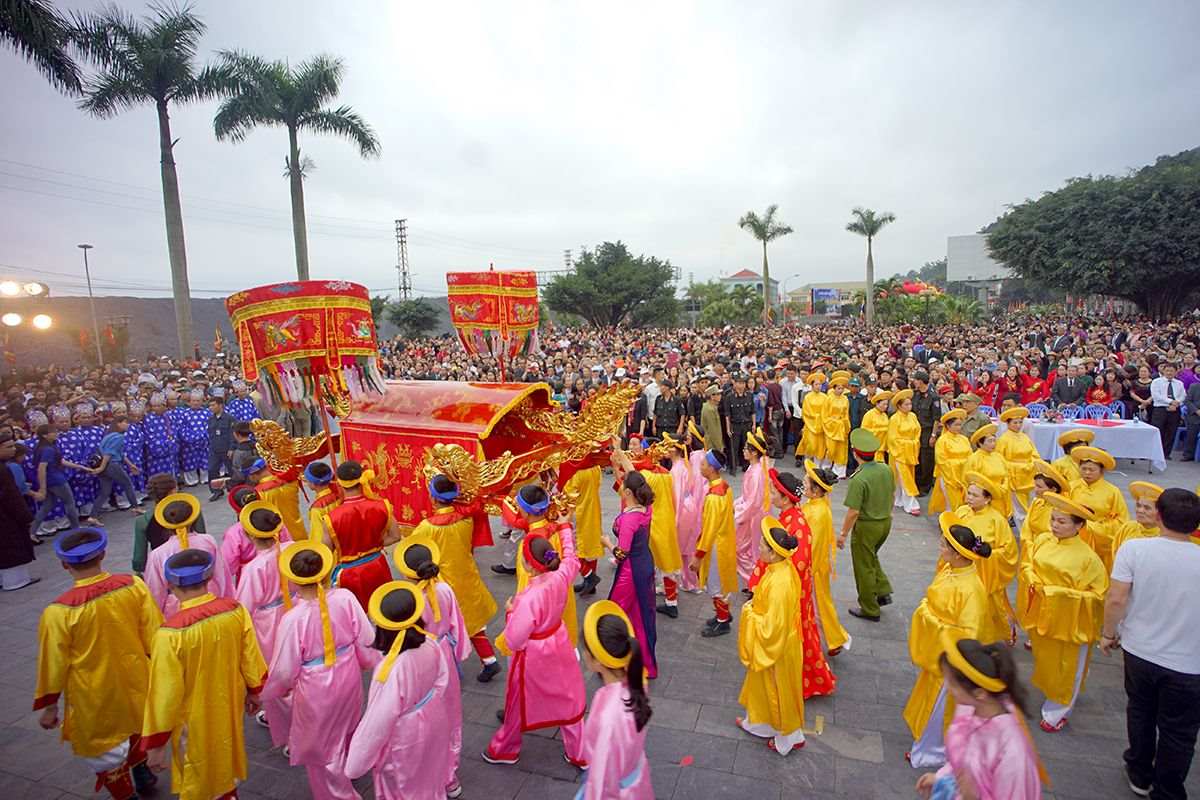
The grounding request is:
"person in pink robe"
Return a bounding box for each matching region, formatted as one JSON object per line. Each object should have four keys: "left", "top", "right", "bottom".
{"left": 264, "top": 541, "right": 378, "bottom": 800}
{"left": 668, "top": 440, "right": 701, "bottom": 592}
{"left": 220, "top": 484, "right": 292, "bottom": 583}
{"left": 917, "top": 633, "right": 1045, "bottom": 800}
{"left": 577, "top": 600, "right": 654, "bottom": 799}
{"left": 235, "top": 501, "right": 295, "bottom": 749}
{"left": 483, "top": 484, "right": 587, "bottom": 768}
{"left": 394, "top": 535, "right": 470, "bottom": 797}
{"left": 733, "top": 433, "right": 770, "bottom": 583}
{"left": 347, "top": 580, "right": 454, "bottom": 800}
{"left": 144, "top": 493, "right": 233, "bottom": 616}
{"left": 685, "top": 444, "right": 710, "bottom": 592}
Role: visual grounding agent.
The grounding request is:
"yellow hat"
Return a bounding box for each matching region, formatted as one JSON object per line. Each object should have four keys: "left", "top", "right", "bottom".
{"left": 583, "top": 600, "right": 636, "bottom": 670}
{"left": 829, "top": 375, "right": 850, "bottom": 388}
{"left": 1042, "top": 491, "right": 1095, "bottom": 521}
{"left": 940, "top": 629, "right": 1004, "bottom": 691}
{"left": 367, "top": 581, "right": 432, "bottom": 683}
{"left": 970, "top": 423, "right": 998, "bottom": 446}
{"left": 760, "top": 516, "right": 798, "bottom": 559}
{"left": 154, "top": 492, "right": 200, "bottom": 549}
{"left": 941, "top": 408, "right": 966, "bottom": 425}
{"left": 393, "top": 534, "right": 443, "bottom": 621}
{"left": 1070, "top": 445, "right": 1115, "bottom": 471}
{"left": 745, "top": 427, "right": 767, "bottom": 455}
{"left": 279, "top": 541, "right": 336, "bottom": 665}
{"left": 804, "top": 459, "right": 833, "bottom": 493}
{"left": 1058, "top": 429, "right": 1095, "bottom": 448}
{"left": 939, "top": 511, "right": 986, "bottom": 561}
{"left": 1000, "top": 407, "right": 1029, "bottom": 422}
{"left": 687, "top": 419, "right": 706, "bottom": 448}
{"left": 964, "top": 470, "right": 1001, "bottom": 502}
{"left": 830, "top": 370, "right": 852, "bottom": 382}
{"left": 806, "top": 372, "right": 826, "bottom": 385}
{"left": 872, "top": 390, "right": 893, "bottom": 407}
{"left": 239, "top": 500, "right": 284, "bottom": 539}
{"left": 660, "top": 432, "right": 686, "bottom": 452}
{"left": 1129, "top": 481, "right": 1164, "bottom": 503}
{"left": 892, "top": 388, "right": 914, "bottom": 405}
{"left": 1033, "top": 459, "right": 1068, "bottom": 491}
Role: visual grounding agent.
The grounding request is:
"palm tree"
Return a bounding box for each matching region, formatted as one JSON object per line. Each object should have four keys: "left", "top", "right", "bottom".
{"left": 215, "top": 52, "right": 381, "bottom": 280}
{"left": 73, "top": 2, "right": 228, "bottom": 358}
{"left": 846, "top": 207, "right": 896, "bottom": 326}
{"left": 737, "top": 204, "right": 793, "bottom": 324}
{"left": 1, "top": 0, "right": 82, "bottom": 93}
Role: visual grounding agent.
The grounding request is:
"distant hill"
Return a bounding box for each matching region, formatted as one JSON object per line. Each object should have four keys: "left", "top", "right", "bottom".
{"left": 3, "top": 294, "right": 455, "bottom": 368}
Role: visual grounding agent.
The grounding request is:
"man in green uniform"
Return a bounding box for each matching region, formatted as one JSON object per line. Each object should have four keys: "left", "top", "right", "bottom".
{"left": 957, "top": 393, "right": 991, "bottom": 440}
{"left": 837, "top": 428, "right": 895, "bottom": 621}
{"left": 699, "top": 386, "right": 725, "bottom": 460}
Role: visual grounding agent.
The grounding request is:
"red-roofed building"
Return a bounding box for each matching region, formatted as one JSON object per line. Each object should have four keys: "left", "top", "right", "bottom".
{"left": 719, "top": 269, "right": 780, "bottom": 309}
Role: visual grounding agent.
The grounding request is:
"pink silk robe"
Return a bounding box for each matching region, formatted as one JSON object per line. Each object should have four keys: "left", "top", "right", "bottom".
{"left": 578, "top": 681, "right": 653, "bottom": 799}
{"left": 235, "top": 543, "right": 292, "bottom": 749}
{"left": 672, "top": 459, "right": 702, "bottom": 590}
{"left": 934, "top": 705, "right": 1042, "bottom": 799}
{"left": 221, "top": 522, "right": 292, "bottom": 583}
{"left": 144, "top": 533, "right": 233, "bottom": 617}
{"left": 346, "top": 638, "right": 452, "bottom": 800}
{"left": 733, "top": 460, "right": 768, "bottom": 583}
{"left": 262, "top": 588, "right": 378, "bottom": 774}
{"left": 423, "top": 581, "right": 470, "bottom": 788}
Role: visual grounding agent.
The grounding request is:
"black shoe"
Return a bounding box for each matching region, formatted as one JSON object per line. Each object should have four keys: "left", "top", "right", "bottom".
{"left": 701, "top": 620, "right": 731, "bottom": 637}
{"left": 573, "top": 573, "right": 600, "bottom": 595}
{"left": 1126, "top": 767, "right": 1151, "bottom": 797}
{"left": 208, "top": 490, "right": 224, "bottom": 502}
{"left": 490, "top": 564, "right": 517, "bottom": 576}
{"left": 132, "top": 761, "right": 158, "bottom": 792}
{"left": 477, "top": 661, "right": 502, "bottom": 683}
{"left": 848, "top": 607, "right": 881, "bottom": 622}
{"left": 495, "top": 708, "right": 505, "bottom": 723}
{"left": 704, "top": 615, "right": 719, "bottom": 629}
{"left": 877, "top": 594, "right": 893, "bottom": 606}
{"left": 656, "top": 603, "right": 679, "bottom": 619}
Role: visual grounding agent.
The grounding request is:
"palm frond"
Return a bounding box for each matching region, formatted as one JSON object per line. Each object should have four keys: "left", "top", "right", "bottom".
{"left": 298, "top": 106, "right": 381, "bottom": 158}
{"left": 739, "top": 205, "right": 792, "bottom": 243}
{"left": 213, "top": 89, "right": 278, "bottom": 140}
{"left": 78, "top": 70, "right": 147, "bottom": 117}
{"left": 68, "top": 3, "right": 142, "bottom": 70}
{"left": 172, "top": 61, "right": 233, "bottom": 103}
{"left": 293, "top": 53, "right": 343, "bottom": 108}
{"left": 1, "top": 0, "right": 83, "bottom": 92}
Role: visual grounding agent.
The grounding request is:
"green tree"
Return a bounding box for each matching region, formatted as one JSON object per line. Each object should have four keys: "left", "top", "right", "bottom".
{"left": 1, "top": 0, "right": 82, "bottom": 92}
{"left": 73, "top": 2, "right": 228, "bottom": 359}
{"left": 542, "top": 241, "right": 679, "bottom": 327}
{"left": 846, "top": 207, "right": 896, "bottom": 326}
{"left": 941, "top": 295, "right": 984, "bottom": 325}
{"left": 986, "top": 148, "right": 1200, "bottom": 320}
{"left": 369, "top": 294, "right": 388, "bottom": 331}
{"left": 697, "top": 284, "right": 761, "bottom": 326}
{"left": 215, "top": 52, "right": 381, "bottom": 280}
{"left": 737, "top": 204, "right": 793, "bottom": 323}
{"left": 386, "top": 298, "right": 439, "bottom": 338}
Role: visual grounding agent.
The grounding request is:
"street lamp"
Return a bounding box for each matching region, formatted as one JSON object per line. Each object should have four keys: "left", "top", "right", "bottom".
{"left": 780, "top": 273, "right": 804, "bottom": 320}
{"left": 32, "top": 314, "right": 52, "bottom": 330}
{"left": 77, "top": 244, "right": 104, "bottom": 366}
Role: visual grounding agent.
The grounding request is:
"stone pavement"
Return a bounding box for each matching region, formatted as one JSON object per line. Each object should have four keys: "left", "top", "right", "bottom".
{"left": 3, "top": 455, "right": 1200, "bottom": 799}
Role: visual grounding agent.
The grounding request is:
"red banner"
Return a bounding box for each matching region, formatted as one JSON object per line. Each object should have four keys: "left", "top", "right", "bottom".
{"left": 445, "top": 270, "right": 538, "bottom": 360}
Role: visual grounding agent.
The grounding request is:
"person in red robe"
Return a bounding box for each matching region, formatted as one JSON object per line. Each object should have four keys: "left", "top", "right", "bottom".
{"left": 324, "top": 460, "right": 399, "bottom": 609}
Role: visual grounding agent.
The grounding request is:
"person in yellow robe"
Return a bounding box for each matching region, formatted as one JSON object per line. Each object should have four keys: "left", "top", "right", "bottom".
{"left": 1112, "top": 481, "right": 1165, "bottom": 557}
{"left": 888, "top": 389, "right": 922, "bottom": 515}
{"left": 1016, "top": 460, "right": 1070, "bottom": 631}
{"left": 800, "top": 461, "right": 851, "bottom": 655}
{"left": 303, "top": 461, "right": 342, "bottom": 542}
{"left": 248, "top": 458, "right": 307, "bottom": 539}
{"left": 411, "top": 475, "right": 501, "bottom": 681}
{"left": 1051, "top": 429, "right": 1094, "bottom": 486}
{"left": 860, "top": 391, "right": 892, "bottom": 462}
{"left": 1068, "top": 446, "right": 1128, "bottom": 572}
{"left": 35, "top": 528, "right": 162, "bottom": 800}
{"left": 564, "top": 462, "right": 603, "bottom": 595}
{"left": 964, "top": 424, "right": 1013, "bottom": 519}
{"left": 822, "top": 372, "right": 852, "bottom": 476}
{"left": 996, "top": 407, "right": 1037, "bottom": 519}
{"left": 1019, "top": 491, "right": 1108, "bottom": 733}
{"left": 737, "top": 519, "right": 807, "bottom": 755}
{"left": 688, "top": 449, "right": 738, "bottom": 637}
{"left": 798, "top": 372, "right": 827, "bottom": 462}
{"left": 955, "top": 472, "right": 1019, "bottom": 645}
{"left": 928, "top": 409, "right": 971, "bottom": 515}
{"left": 904, "top": 513, "right": 990, "bottom": 769}
{"left": 142, "top": 548, "right": 268, "bottom": 800}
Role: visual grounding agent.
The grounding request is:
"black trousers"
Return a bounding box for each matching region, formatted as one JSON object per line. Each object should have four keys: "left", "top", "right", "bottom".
{"left": 1183, "top": 411, "right": 1200, "bottom": 461}
{"left": 1151, "top": 407, "right": 1181, "bottom": 459}
{"left": 1123, "top": 650, "right": 1200, "bottom": 799}
{"left": 915, "top": 428, "right": 935, "bottom": 493}
{"left": 207, "top": 450, "right": 234, "bottom": 489}
{"left": 728, "top": 426, "right": 751, "bottom": 471}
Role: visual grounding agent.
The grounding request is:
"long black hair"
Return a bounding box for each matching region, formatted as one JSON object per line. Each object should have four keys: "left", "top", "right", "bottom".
{"left": 403, "top": 543, "right": 439, "bottom": 580}
{"left": 372, "top": 588, "right": 426, "bottom": 654}
{"left": 594, "top": 614, "right": 652, "bottom": 731}
{"left": 622, "top": 470, "right": 655, "bottom": 507}
{"left": 948, "top": 524, "right": 992, "bottom": 558}
{"left": 939, "top": 638, "right": 1033, "bottom": 717}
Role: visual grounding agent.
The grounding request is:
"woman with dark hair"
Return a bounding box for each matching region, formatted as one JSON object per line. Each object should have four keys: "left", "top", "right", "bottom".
{"left": 904, "top": 514, "right": 991, "bottom": 769}
{"left": 577, "top": 600, "right": 654, "bottom": 798}
{"left": 601, "top": 470, "right": 659, "bottom": 677}
{"left": 915, "top": 633, "right": 1044, "bottom": 799}
{"left": 955, "top": 472, "right": 1018, "bottom": 645}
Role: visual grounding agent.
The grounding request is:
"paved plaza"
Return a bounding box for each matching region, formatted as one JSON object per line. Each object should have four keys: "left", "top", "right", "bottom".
{"left": 2, "top": 456, "right": 1200, "bottom": 799}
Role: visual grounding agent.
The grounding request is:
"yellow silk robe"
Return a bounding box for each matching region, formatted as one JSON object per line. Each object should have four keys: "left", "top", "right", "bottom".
{"left": 1070, "top": 478, "right": 1128, "bottom": 573}
{"left": 860, "top": 408, "right": 890, "bottom": 460}
{"left": 564, "top": 465, "right": 603, "bottom": 561}
{"left": 640, "top": 469, "right": 682, "bottom": 573}
{"left": 929, "top": 432, "right": 972, "bottom": 515}
{"left": 1016, "top": 496, "right": 1054, "bottom": 626}
{"left": 142, "top": 594, "right": 268, "bottom": 800}
{"left": 34, "top": 573, "right": 162, "bottom": 758}
{"left": 1051, "top": 454, "right": 1082, "bottom": 486}
{"left": 953, "top": 504, "right": 1018, "bottom": 643}
{"left": 697, "top": 480, "right": 738, "bottom": 596}
{"left": 411, "top": 508, "right": 497, "bottom": 635}
{"left": 997, "top": 430, "right": 1037, "bottom": 511}
{"left": 306, "top": 488, "right": 342, "bottom": 543}
{"left": 257, "top": 478, "right": 307, "bottom": 540}
{"left": 964, "top": 449, "right": 1013, "bottom": 518}
{"left": 822, "top": 393, "right": 851, "bottom": 466}
{"left": 506, "top": 520, "right": 578, "bottom": 648}
{"left": 799, "top": 391, "right": 827, "bottom": 460}
{"left": 738, "top": 559, "right": 806, "bottom": 736}
{"left": 888, "top": 411, "right": 921, "bottom": 496}
{"left": 903, "top": 564, "right": 987, "bottom": 739}
{"left": 1021, "top": 533, "right": 1108, "bottom": 704}
{"left": 802, "top": 496, "right": 849, "bottom": 650}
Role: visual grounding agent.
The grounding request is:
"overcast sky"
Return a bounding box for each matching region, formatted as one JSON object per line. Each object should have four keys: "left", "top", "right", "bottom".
{"left": 1, "top": 0, "right": 1198, "bottom": 300}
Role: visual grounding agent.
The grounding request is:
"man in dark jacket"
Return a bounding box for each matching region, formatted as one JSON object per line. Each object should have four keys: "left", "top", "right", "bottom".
{"left": 653, "top": 381, "right": 687, "bottom": 439}
{"left": 911, "top": 372, "right": 939, "bottom": 495}
{"left": 206, "top": 397, "right": 234, "bottom": 501}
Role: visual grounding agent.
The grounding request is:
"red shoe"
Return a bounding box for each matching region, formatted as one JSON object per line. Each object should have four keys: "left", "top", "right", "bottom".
{"left": 562, "top": 753, "right": 588, "bottom": 769}
{"left": 827, "top": 646, "right": 844, "bottom": 657}
{"left": 904, "top": 751, "right": 912, "bottom": 763}
{"left": 1039, "top": 718, "right": 1067, "bottom": 733}
{"left": 767, "top": 738, "right": 805, "bottom": 753}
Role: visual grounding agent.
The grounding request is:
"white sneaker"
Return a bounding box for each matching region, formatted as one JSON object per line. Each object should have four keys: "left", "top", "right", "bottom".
{"left": 255, "top": 710, "right": 269, "bottom": 728}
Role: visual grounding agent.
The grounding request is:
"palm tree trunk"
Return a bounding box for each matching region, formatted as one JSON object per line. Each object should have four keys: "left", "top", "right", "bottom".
{"left": 864, "top": 236, "right": 876, "bottom": 326}
{"left": 761, "top": 240, "right": 771, "bottom": 325}
{"left": 156, "top": 100, "right": 193, "bottom": 359}
{"left": 288, "top": 125, "right": 310, "bottom": 281}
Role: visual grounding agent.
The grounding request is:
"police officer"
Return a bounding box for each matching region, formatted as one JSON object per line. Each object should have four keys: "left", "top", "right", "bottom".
{"left": 837, "top": 429, "right": 895, "bottom": 621}
{"left": 722, "top": 373, "right": 755, "bottom": 474}
{"left": 653, "top": 381, "right": 687, "bottom": 439}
